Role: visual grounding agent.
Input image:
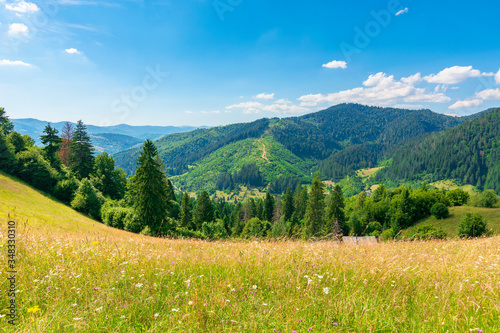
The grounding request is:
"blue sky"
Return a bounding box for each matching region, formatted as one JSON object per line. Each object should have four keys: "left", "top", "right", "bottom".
{"left": 1, "top": 0, "right": 500, "bottom": 126}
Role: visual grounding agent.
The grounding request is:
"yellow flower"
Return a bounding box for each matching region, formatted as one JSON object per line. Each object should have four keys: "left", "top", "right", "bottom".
{"left": 27, "top": 306, "right": 41, "bottom": 313}
{"left": 92, "top": 241, "right": 99, "bottom": 245}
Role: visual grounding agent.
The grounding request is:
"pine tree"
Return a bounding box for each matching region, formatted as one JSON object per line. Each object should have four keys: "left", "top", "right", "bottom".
{"left": 193, "top": 191, "right": 214, "bottom": 230}
{"left": 179, "top": 192, "right": 193, "bottom": 229}
{"left": 68, "top": 120, "right": 95, "bottom": 179}
{"left": 0, "top": 107, "right": 14, "bottom": 136}
{"left": 325, "top": 184, "right": 346, "bottom": 236}
{"left": 133, "top": 140, "right": 170, "bottom": 232}
{"left": 303, "top": 172, "right": 325, "bottom": 239}
{"left": 263, "top": 192, "right": 275, "bottom": 222}
{"left": 281, "top": 186, "right": 294, "bottom": 222}
{"left": 40, "top": 123, "right": 62, "bottom": 169}
{"left": 59, "top": 122, "right": 73, "bottom": 166}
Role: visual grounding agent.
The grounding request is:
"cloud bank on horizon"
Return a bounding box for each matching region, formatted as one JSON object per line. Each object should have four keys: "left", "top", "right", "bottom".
{"left": 0, "top": 0, "right": 499, "bottom": 126}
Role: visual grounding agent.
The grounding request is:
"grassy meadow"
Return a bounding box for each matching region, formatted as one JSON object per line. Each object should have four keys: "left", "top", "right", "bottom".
{"left": 1, "top": 173, "right": 500, "bottom": 332}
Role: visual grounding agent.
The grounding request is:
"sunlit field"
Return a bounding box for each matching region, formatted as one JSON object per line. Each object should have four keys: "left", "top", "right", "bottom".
{"left": 2, "top": 229, "right": 499, "bottom": 332}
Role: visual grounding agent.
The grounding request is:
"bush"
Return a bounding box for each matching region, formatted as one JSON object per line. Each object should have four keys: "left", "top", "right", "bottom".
{"left": 124, "top": 211, "right": 143, "bottom": 233}
{"left": 54, "top": 178, "right": 80, "bottom": 203}
{"left": 16, "top": 147, "right": 59, "bottom": 194}
{"left": 477, "top": 190, "right": 498, "bottom": 208}
{"left": 140, "top": 225, "right": 152, "bottom": 236}
{"left": 458, "top": 213, "right": 487, "bottom": 238}
{"left": 71, "top": 179, "right": 104, "bottom": 220}
{"left": 430, "top": 202, "right": 449, "bottom": 219}
{"left": 175, "top": 227, "right": 206, "bottom": 239}
{"left": 380, "top": 228, "right": 395, "bottom": 240}
{"left": 446, "top": 189, "right": 469, "bottom": 206}
{"left": 202, "top": 219, "right": 228, "bottom": 240}
{"left": 410, "top": 224, "right": 447, "bottom": 240}
{"left": 0, "top": 132, "right": 17, "bottom": 173}
{"left": 366, "top": 221, "right": 383, "bottom": 236}
{"left": 240, "top": 217, "right": 271, "bottom": 239}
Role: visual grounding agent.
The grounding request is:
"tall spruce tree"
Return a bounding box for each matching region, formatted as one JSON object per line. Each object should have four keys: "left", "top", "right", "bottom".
{"left": 303, "top": 173, "right": 326, "bottom": 239}
{"left": 193, "top": 191, "right": 214, "bottom": 230}
{"left": 133, "top": 140, "right": 170, "bottom": 232}
{"left": 325, "top": 184, "right": 346, "bottom": 236}
{"left": 281, "top": 186, "right": 294, "bottom": 222}
{"left": 0, "top": 107, "right": 14, "bottom": 136}
{"left": 40, "top": 123, "right": 62, "bottom": 169}
{"left": 263, "top": 192, "right": 275, "bottom": 222}
{"left": 68, "top": 120, "right": 95, "bottom": 179}
{"left": 179, "top": 192, "right": 193, "bottom": 229}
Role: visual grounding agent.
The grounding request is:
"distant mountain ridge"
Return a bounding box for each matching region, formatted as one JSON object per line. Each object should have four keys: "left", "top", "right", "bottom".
{"left": 113, "top": 103, "right": 488, "bottom": 193}
{"left": 11, "top": 118, "right": 201, "bottom": 155}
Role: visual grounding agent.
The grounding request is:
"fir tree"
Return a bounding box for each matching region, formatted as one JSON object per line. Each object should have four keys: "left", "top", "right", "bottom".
{"left": 303, "top": 172, "right": 326, "bottom": 239}
{"left": 193, "top": 191, "right": 214, "bottom": 230}
{"left": 263, "top": 192, "right": 275, "bottom": 222}
{"left": 68, "top": 120, "right": 95, "bottom": 179}
{"left": 179, "top": 192, "right": 193, "bottom": 229}
{"left": 281, "top": 186, "right": 294, "bottom": 222}
{"left": 325, "top": 184, "right": 347, "bottom": 236}
{"left": 0, "top": 107, "right": 14, "bottom": 136}
{"left": 133, "top": 140, "right": 170, "bottom": 232}
{"left": 40, "top": 123, "right": 62, "bottom": 169}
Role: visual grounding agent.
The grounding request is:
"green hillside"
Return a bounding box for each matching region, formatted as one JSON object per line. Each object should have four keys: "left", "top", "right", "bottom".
{"left": 378, "top": 108, "right": 500, "bottom": 193}
{"left": 0, "top": 171, "right": 129, "bottom": 236}
{"left": 405, "top": 206, "right": 500, "bottom": 237}
{"left": 114, "top": 104, "right": 472, "bottom": 194}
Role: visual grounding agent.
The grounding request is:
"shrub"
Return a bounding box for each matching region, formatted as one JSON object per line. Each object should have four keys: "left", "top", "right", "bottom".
{"left": 477, "top": 190, "right": 498, "bottom": 208}
{"left": 380, "top": 228, "right": 395, "bottom": 241}
{"left": 71, "top": 179, "right": 104, "bottom": 220}
{"left": 430, "top": 202, "right": 449, "bottom": 219}
{"left": 446, "top": 189, "right": 470, "bottom": 206}
{"left": 53, "top": 178, "right": 80, "bottom": 203}
{"left": 241, "top": 217, "right": 271, "bottom": 238}
{"left": 175, "top": 227, "right": 206, "bottom": 239}
{"left": 124, "top": 211, "right": 142, "bottom": 233}
{"left": 16, "top": 147, "right": 59, "bottom": 194}
{"left": 410, "top": 224, "right": 447, "bottom": 240}
{"left": 366, "top": 221, "right": 383, "bottom": 236}
{"left": 458, "top": 213, "right": 487, "bottom": 238}
{"left": 202, "top": 219, "right": 228, "bottom": 240}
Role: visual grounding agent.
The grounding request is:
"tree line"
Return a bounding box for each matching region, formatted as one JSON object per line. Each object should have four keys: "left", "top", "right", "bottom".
{"left": 1, "top": 107, "right": 497, "bottom": 240}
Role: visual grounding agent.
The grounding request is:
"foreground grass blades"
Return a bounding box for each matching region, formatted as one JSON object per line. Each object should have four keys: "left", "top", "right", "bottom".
{"left": 2, "top": 233, "right": 499, "bottom": 332}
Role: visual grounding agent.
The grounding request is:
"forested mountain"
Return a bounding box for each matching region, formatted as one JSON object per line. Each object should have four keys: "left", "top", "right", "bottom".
{"left": 377, "top": 108, "right": 500, "bottom": 193}
{"left": 11, "top": 118, "right": 199, "bottom": 154}
{"left": 114, "top": 103, "right": 477, "bottom": 194}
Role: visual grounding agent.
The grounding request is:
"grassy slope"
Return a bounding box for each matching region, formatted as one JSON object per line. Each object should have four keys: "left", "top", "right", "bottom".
{"left": 408, "top": 206, "right": 500, "bottom": 237}
{"left": 1, "top": 173, "right": 499, "bottom": 331}
{"left": 0, "top": 171, "right": 129, "bottom": 237}
{"left": 173, "top": 134, "right": 312, "bottom": 193}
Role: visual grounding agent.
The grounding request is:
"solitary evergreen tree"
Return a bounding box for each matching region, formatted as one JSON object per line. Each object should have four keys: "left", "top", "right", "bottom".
{"left": 292, "top": 184, "right": 308, "bottom": 222}
{"left": 303, "top": 173, "right": 326, "bottom": 239}
{"left": 263, "top": 192, "right": 275, "bottom": 222}
{"left": 179, "top": 192, "right": 193, "bottom": 229}
{"left": 0, "top": 107, "right": 14, "bottom": 136}
{"left": 133, "top": 140, "right": 170, "bottom": 232}
{"left": 193, "top": 191, "right": 214, "bottom": 230}
{"left": 325, "top": 184, "right": 346, "bottom": 236}
{"left": 68, "top": 120, "right": 95, "bottom": 179}
{"left": 40, "top": 123, "right": 62, "bottom": 169}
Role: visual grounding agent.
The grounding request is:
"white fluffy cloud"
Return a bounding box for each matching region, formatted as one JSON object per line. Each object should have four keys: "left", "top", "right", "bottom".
{"left": 299, "top": 72, "right": 450, "bottom": 107}
{"left": 8, "top": 22, "right": 29, "bottom": 35}
{"left": 254, "top": 93, "right": 274, "bottom": 100}
{"left": 395, "top": 7, "right": 408, "bottom": 16}
{"left": 424, "top": 66, "right": 484, "bottom": 84}
{"left": 226, "top": 101, "right": 263, "bottom": 110}
{"left": 6, "top": 1, "right": 39, "bottom": 13}
{"left": 476, "top": 88, "right": 500, "bottom": 100}
{"left": 448, "top": 99, "right": 483, "bottom": 110}
{"left": 65, "top": 48, "right": 82, "bottom": 55}
{"left": 226, "top": 98, "right": 309, "bottom": 114}
{"left": 0, "top": 59, "right": 31, "bottom": 67}
{"left": 322, "top": 60, "right": 347, "bottom": 69}
{"left": 496, "top": 69, "right": 500, "bottom": 84}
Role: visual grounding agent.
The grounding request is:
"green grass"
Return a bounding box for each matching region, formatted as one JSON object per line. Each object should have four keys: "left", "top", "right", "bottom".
{"left": 407, "top": 206, "right": 500, "bottom": 237}
{"left": 2, "top": 173, "right": 500, "bottom": 332}
{"left": 430, "top": 180, "right": 477, "bottom": 194}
